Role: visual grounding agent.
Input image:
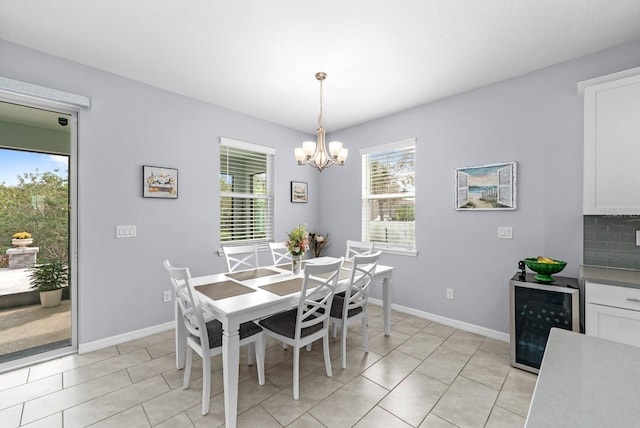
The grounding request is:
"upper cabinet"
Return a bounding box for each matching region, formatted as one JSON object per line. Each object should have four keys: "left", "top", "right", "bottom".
{"left": 579, "top": 68, "right": 640, "bottom": 215}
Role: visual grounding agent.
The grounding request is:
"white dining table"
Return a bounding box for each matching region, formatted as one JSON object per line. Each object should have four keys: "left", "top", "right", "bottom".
{"left": 173, "top": 257, "right": 394, "bottom": 428}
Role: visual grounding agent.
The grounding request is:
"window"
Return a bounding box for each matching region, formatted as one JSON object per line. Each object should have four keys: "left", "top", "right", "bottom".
{"left": 220, "top": 137, "right": 274, "bottom": 248}
{"left": 361, "top": 139, "right": 416, "bottom": 255}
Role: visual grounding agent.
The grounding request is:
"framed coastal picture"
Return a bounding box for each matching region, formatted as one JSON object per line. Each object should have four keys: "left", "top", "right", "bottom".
{"left": 455, "top": 161, "right": 516, "bottom": 210}
{"left": 143, "top": 165, "right": 178, "bottom": 199}
{"left": 291, "top": 181, "right": 308, "bottom": 203}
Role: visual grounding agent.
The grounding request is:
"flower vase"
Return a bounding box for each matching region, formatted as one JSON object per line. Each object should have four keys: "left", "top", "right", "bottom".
{"left": 291, "top": 255, "right": 302, "bottom": 275}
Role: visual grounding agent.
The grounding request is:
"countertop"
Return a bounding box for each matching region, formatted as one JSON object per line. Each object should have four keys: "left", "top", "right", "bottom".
{"left": 525, "top": 328, "right": 640, "bottom": 427}
{"left": 580, "top": 265, "right": 640, "bottom": 289}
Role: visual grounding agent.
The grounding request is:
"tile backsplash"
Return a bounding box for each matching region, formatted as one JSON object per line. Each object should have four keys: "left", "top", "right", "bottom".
{"left": 584, "top": 215, "right": 640, "bottom": 270}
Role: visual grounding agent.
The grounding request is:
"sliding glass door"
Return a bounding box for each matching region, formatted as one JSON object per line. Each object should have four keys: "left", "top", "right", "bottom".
{"left": 0, "top": 100, "right": 76, "bottom": 367}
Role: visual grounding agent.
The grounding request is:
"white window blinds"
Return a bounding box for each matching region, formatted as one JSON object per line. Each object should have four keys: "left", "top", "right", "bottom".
{"left": 220, "top": 138, "right": 274, "bottom": 248}
{"left": 361, "top": 139, "right": 416, "bottom": 254}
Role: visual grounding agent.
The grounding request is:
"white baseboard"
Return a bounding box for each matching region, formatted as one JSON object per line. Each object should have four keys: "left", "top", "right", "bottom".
{"left": 79, "top": 301, "right": 509, "bottom": 355}
{"left": 78, "top": 321, "right": 175, "bottom": 354}
{"left": 368, "top": 297, "right": 509, "bottom": 343}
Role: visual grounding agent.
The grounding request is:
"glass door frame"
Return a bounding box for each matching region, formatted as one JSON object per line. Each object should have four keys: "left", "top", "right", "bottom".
{"left": 0, "top": 92, "right": 79, "bottom": 371}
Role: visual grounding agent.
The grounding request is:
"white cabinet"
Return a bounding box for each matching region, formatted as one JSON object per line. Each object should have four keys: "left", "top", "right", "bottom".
{"left": 580, "top": 68, "right": 640, "bottom": 214}
{"left": 585, "top": 281, "right": 640, "bottom": 347}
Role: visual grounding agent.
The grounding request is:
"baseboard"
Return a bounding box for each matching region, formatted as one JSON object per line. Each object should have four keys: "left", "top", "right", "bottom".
{"left": 368, "top": 297, "right": 509, "bottom": 343}
{"left": 79, "top": 301, "right": 509, "bottom": 355}
{"left": 78, "top": 321, "right": 175, "bottom": 354}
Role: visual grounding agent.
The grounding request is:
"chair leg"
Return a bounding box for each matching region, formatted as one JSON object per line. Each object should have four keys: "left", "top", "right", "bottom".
{"left": 332, "top": 321, "right": 337, "bottom": 338}
{"left": 341, "top": 319, "right": 348, "bottom": 369}
{"left": 247, "top": 342, "right": 255, "bottom": 366}
{"left": 182, "top": 346, "right": 193, "bottom": 389}
{"left": 361, "top": 316, "right": 369, "bottom": 353}
{"left": 306, "top": 343, "right": 312, "bottom": 352}
{"left": 282, "top": 341, "right": 288, "bottom": 349}
{"left": 201, "top": 354, "right": 211, "bottom": 415}
{"left": 293, "top": 347, "right": 300, "bottom": 400}
{"left": 323, "top": 333, "right": 333, "bottom": 378}
{"left": 256, "top": 334, "right": 265, "bottom": 385}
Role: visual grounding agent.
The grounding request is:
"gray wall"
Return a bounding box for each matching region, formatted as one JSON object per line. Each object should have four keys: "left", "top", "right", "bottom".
{"left": 2, "top": 37, "right": 640, "bottom": 342}
{"left": 0, "top": 40, "right": 320, "bottom": 343}
{"left": 321, "top": 39, "right": 640, "bottom": 333}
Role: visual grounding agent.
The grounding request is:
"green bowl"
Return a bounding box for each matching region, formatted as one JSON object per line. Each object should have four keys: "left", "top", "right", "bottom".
{"left": 524, "top": 258, "right": 567, "bottom": 283}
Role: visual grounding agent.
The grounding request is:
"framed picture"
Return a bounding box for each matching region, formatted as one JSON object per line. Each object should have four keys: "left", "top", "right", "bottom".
{"left": 455, "top": 161, "right": 516, "bottom": 210}
{"left": 291, "top": 181, "right": 308, "bottom": 203}
{"left": 143, "top": 165, "right": 178, "bottom": 199}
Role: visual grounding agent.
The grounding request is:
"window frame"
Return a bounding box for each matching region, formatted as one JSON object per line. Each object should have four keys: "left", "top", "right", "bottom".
{"left": 361, "top": 138, "right": 417, "bottom": 256}
{"left": 219, "top": 137, "right": 275, "bottom": 251}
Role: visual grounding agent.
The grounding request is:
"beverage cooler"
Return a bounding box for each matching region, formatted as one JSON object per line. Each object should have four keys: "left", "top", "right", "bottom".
{"left": 509, "top": 272, "right": 580, "bottom": 373}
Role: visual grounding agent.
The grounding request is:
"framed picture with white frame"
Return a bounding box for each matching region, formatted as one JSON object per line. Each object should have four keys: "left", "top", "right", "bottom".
{"left": 455, "top": 161, "right": 516, "bottom": 210}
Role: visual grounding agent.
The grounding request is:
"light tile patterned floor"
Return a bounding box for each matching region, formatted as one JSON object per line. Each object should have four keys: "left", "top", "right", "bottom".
{"left": 0, "top": 305, "right": 537, "bottom": 427}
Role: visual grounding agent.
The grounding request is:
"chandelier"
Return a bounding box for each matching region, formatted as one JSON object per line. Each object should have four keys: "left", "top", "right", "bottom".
{"left": 294, "top": 72, "right": 348, "bottom": 172}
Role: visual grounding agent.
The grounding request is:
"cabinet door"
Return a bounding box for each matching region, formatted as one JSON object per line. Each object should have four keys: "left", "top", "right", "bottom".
{"left": 583, "top": 72, "right": 640, "bottom": 214}
{"left": 586, "top": 302, "right": 640, "bottom": 347}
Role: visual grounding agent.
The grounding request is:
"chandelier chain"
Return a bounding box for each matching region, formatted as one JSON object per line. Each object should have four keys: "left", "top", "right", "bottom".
{"left": 318, "top": 77, "right": 324, "bottom": 129}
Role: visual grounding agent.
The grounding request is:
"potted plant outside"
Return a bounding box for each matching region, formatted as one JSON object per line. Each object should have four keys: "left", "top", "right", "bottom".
{"left": 29, "top": 258, "right": 69, "bottom": 307}
{"left": 11, "top": 231, "right": 33, "bottom": 247}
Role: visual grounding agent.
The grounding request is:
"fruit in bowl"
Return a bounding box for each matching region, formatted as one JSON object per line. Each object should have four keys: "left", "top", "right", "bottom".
{"left": 524, "top": 257, "right": 567, "bottom": 283}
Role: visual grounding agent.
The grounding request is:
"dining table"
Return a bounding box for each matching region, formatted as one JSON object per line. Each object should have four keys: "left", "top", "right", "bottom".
{"left": 172, "top": 256, "right": 394, "bottom": 428}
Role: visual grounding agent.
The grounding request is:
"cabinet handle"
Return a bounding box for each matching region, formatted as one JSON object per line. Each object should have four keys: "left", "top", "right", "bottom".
{"left": 626, "top": 297, "right": 640, "bottom": 303}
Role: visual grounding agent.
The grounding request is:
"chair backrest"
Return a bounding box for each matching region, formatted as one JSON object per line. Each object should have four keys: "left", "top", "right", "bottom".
{"left": 222, "top": 244, "right": 260, "bottom": 272}
{"left": 163, "top": 260, "right": 210, "bottom": 349}
{"left": 269, "top": 242, "right": 292, "bottom": 265}
{"left": 342, "top": 251, "right": 380, "bottom": 317}
{"left": 295, "top": 258, "right": 344, "bottom": 340}
{"left": 345, "top": 240, "right": 374, "bottom": 260}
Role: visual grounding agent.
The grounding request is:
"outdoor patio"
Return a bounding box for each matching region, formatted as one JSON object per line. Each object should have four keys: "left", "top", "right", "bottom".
{"left": 0, "top": 268, "right": 71, "bottom": 364}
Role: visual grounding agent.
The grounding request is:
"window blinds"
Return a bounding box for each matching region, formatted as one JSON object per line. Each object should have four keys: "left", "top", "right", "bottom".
{"left": 361, "top": 139, "right": 416, "bottom": 253}
{"left": 219, "top": 138, "right": 274, "bottom": 248}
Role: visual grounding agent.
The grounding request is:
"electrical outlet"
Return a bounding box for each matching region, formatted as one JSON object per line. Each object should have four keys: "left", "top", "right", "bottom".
{"left": 446, "top": 288, "right": 454, "bottom": 300}
{"left": 163, "top": 290, "right": 172, "bottom": 303}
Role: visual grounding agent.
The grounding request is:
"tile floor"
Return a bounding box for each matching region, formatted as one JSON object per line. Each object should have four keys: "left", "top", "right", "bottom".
{"left": 0, "top": 305, "right": 537, "bottom": 427}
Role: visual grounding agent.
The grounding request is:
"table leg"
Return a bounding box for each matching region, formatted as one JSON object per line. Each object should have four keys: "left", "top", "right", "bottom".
{"left": 175, "top": 299, "right": 186, "bottom": 369}
{"left": 383, "top": 275, "right": 392, "bottom": 336}
{"left": 222, "top": 319, "right": 241, "bottom": 428}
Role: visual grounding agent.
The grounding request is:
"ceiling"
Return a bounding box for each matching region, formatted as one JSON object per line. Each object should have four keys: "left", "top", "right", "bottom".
{"left": 1, "top": 1, "right": 640, "bottom": 133}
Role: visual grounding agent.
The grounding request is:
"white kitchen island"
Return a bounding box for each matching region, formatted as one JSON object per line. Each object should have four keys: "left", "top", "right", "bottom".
{"left": 526, "top": 328, "right": 640, "bottom": 427}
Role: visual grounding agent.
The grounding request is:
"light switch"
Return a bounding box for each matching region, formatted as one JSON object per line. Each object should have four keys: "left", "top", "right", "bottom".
{"left": 116, "top": 225, "right": 136, "bottom": 238}
{"left": 498, "top": 226, "right": 513, "bottom": 239}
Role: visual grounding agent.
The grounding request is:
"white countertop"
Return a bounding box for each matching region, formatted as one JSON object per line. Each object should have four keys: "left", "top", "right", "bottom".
{"left": 526, "top": 328, "right": 640, "bottom": 427}
{"left": 580, "top": 265, "right": 640, "bottom": 289}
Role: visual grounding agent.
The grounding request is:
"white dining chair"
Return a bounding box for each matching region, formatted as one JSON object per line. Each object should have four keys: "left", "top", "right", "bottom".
{"left": 345, "top": 240, "right": 374, "bottom": 260}
{"left": 222, "top": 244, "right": 260, "bottom": 272}
{"left": 163, "top": 260, "right": 265, "bottom": 415}
{"left": 258, "top": 258, "right": 343, "bottom": 400}
{"left": 269, "top": 242, "right": 292, "bottom": 265}
{"left": 329, "top": 251, "right": 380, "bottom": 369}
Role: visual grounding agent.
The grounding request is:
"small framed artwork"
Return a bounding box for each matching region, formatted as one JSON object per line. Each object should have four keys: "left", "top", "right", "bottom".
{"left": 291, "top": 181, "right": 308, "bottom": 203}
{"left": 455, "top": 161, "right": 516, "bottom": 210}
{"left": 143, "top": 165, "right": 178, "bottom": 199}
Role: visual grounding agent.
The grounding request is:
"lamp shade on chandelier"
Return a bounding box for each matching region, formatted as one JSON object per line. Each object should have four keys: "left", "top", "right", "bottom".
{"left": 294, "top": 72, "right": 348, "bottom": 172}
